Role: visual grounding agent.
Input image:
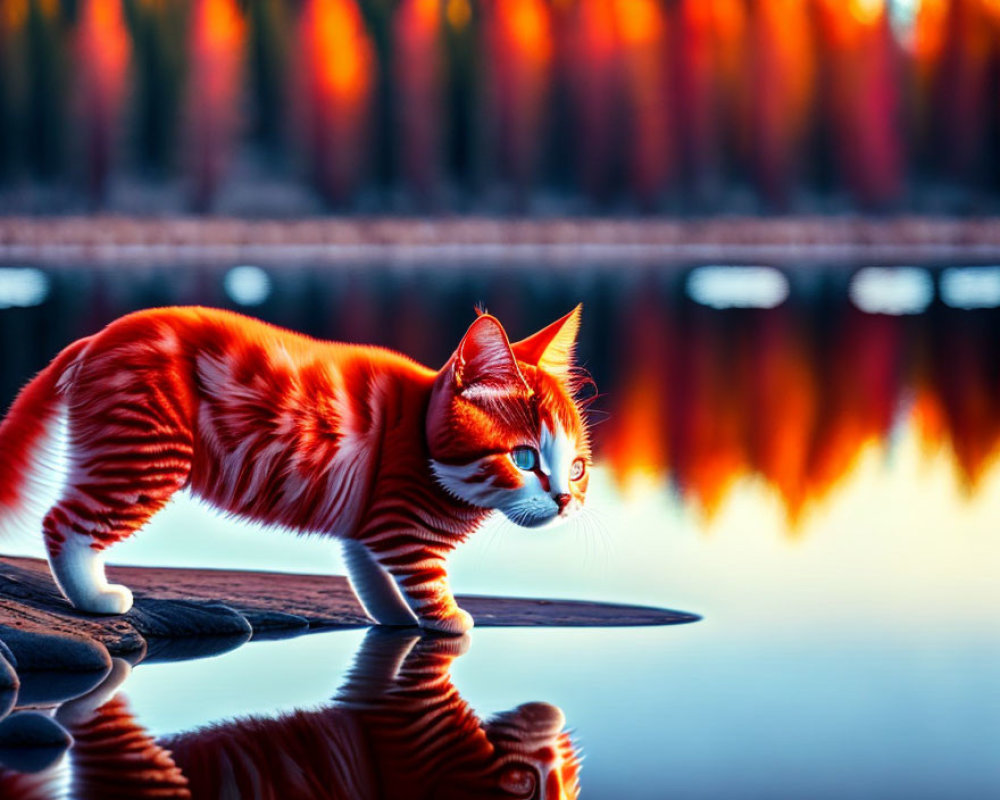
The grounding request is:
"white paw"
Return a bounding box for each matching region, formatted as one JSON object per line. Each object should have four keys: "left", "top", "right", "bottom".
{"left": 76, "top": 585, "right": 134, "bottom": 615}
{"left": 419, "top": 607, "right": 474, "bottom": 636}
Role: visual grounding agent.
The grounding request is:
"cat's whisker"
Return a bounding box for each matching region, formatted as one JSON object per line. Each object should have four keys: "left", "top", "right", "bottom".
{"left": 574, "top": 515, "right": 592, "bottom": 570}
{"left": 586, "top": 515, "right": 605, "bottom": 573}
{"left": 485, "top": 514, "right": 523, "bottom": 556}
{"left": 574, "top": 507, "right": 613, "bottom": 577}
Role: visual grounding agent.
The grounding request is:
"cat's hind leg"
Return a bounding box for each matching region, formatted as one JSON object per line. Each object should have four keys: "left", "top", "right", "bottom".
{"left": 44, "top": 450, "right": 190, "bottom": 615}
{"left": 47, "top": 533, "right": 133, "bottom": 614}
{"left": 39, "top": 334, "right": 196, "bottom": 614}
{"left": 43, "top": 432, "right": 193, "bottom": 614}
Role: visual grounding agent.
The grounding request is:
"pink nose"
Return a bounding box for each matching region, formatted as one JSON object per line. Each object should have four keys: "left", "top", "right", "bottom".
{"left": 554, "top": 493, "right": 572, "bottom": 512}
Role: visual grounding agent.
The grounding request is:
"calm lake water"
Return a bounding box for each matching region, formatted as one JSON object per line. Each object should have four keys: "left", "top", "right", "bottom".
{"left": 3, "top": 454, "right": 998, "bottom": 798}
{"left": 0, "top": 260, "right": 999, "bottom": 797}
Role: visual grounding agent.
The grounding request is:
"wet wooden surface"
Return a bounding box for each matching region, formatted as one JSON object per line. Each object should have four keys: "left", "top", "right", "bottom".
{"left": 0, "top": 556, "right": 699, "bottom": 664}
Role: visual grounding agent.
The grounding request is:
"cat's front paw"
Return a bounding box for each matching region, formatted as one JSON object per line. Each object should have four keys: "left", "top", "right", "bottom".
{"left": 75, "top": 584, "right": 134, "bottom": 615}
{"left": 419, "top": 607, "right": 474, "bottom": 636}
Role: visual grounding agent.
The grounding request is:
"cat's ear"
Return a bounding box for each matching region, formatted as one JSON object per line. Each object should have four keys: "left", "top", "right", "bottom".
{"left": 453, "top": 315, "right": 527, "bottom": 394}
{"left": 510, "top": 304, "right": 581, "bottom": 384}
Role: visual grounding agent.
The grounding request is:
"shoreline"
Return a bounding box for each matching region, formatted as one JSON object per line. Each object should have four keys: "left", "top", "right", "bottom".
{"left": 0, "top": 555, "right": 698, "bottom": 677}
{"left": 2, "top": 216, "right": 1000, "bottom": 266}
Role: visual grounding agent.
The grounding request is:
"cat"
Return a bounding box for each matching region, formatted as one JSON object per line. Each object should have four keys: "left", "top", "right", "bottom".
{"left": 0, "top": 630, "right": 580, "bottom": 799}
{"left": 0, "top": 306, "right": 591, "bottom": 634}
{"left": 167, "top": 630, "right": 581, "bottom": 799}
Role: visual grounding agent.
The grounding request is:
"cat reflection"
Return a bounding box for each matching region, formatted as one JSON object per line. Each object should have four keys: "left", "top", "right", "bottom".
{"left": 1, "top": 630, "right": 580, "bottom": 800}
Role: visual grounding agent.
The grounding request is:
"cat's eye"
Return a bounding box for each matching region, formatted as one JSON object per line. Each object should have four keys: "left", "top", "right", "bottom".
{"left": 570, "top": 458, "right": 586, "bottom": 481}
{"left": 498, "top": 765, "right": 536, "bottom": 796}
{"left": 511, "top": 446, "right": 538, "bottom": 471}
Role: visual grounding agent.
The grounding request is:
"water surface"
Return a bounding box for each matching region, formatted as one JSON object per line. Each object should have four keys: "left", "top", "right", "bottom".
{"left": 0, "top": 259, "right": 998, "bottom": 797}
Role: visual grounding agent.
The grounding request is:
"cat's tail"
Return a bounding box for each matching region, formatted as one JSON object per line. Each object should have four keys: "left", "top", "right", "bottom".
{"left": 0, "top": 336, "right": 92, "bottom": 538}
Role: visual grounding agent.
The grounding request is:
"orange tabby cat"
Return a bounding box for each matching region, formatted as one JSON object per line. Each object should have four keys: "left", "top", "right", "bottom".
{"left": 0, "top": 631, "right": 580, "bottom": 799}
{"left": 0, "top": 306, "right": 591, "bottom": 633}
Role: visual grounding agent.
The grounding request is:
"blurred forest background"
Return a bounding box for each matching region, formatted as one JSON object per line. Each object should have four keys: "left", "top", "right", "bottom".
{"left": 1, "top": 0, "right": 1000, "bottom": 528}
{"left": 1, "top": 0, "right": 1000, "bottom": 214}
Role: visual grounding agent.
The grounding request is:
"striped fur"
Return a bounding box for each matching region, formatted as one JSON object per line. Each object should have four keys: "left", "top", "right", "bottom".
{"left": 62, "top": 695, "right": 190, "bottom": 799}
{"left": 162, "top": 629, "right": 581, "bottom": 799}
{"left": 0, "top": 306, "right": 590, "bottom": 633}
{"left": 8, "top": 632, "right": 579, "bottom": 799}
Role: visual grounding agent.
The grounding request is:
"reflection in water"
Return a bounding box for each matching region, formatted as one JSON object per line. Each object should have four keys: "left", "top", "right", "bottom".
{"left": 1, "top": 262, "right": 1000, "bottom": 526}
{"left": 0, "top": 631, "right": 580, "bottom": 800}
{"left": 0, "top": 772, "right": 62, "bottom": 800}
{"left": 940, "top": 266, "right": 1000, "bottom": 309}
{"left": 686, "top": 266, "right": 790, "bottom": 310}
{"left": 55, "top": 660, "right": 188, "bottom": 799}
{"left": 599, "top": 273, "right": 1000, "bottom": 522}
{"left": 848, "top": 267, "right": 934, "bottom": 315}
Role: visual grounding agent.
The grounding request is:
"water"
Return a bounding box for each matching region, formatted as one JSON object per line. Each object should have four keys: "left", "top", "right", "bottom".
{"left": 0, "top": 260, "right": 999, "bottom": 797}
{"left": 110, "top": 622, "right": 1000, "bottom": 799}
{"left": 2, "top": 451, "right": 998, "bottom": 797}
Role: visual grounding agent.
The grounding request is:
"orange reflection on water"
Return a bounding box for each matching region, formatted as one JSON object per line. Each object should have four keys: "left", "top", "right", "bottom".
{"left": 603, "top": 301, "right": 672, "bottom": 488}
{"left": 601, "top": 298, "right": 1000, "bottom": 528}
{"left": 747, "top": 311, "right": 819, "bottom": 522}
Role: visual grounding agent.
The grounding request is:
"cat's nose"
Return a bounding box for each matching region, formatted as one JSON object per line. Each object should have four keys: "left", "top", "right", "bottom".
{"left": 554, "top": 493, "right": 572, "bottom": 512}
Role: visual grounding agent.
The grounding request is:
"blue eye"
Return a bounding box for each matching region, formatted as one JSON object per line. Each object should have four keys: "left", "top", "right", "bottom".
{"left": 511, "top": 447, "right": 538, "bottom": 471}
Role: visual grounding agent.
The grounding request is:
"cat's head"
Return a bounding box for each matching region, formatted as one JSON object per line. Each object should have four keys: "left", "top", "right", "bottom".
{"left": 427, "top": 306, "right": 591, "bottom": 528}
{"left": 483, "top": 702, "right": 580, "bottom": 800}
